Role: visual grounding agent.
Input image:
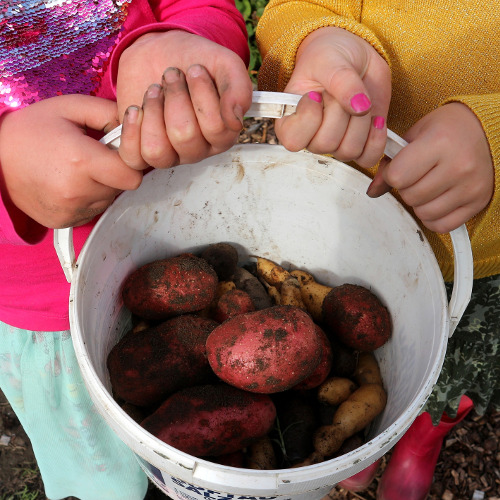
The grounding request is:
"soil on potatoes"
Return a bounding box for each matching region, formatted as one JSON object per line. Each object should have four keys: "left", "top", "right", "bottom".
{"left": 1, "top": 118, "right": 499, "bottom": 500}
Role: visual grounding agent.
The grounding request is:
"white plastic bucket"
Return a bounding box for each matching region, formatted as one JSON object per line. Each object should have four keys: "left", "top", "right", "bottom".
{"left": 54, "top": 93, "right": 473, "bottom": 500}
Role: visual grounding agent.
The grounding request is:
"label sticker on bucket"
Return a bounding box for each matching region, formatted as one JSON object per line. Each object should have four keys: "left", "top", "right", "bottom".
{"left": 137, "top": 456, "right": 282, "bottom": 500}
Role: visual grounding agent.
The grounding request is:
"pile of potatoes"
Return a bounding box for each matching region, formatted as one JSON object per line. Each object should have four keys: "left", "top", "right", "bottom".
{"left": 107, "top": 243, "right": 392, "bottom": 469}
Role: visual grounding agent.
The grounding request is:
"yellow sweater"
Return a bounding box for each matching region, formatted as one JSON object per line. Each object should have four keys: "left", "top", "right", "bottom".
{"left": 256, "top": 0, "right": 500, "bottom": 282}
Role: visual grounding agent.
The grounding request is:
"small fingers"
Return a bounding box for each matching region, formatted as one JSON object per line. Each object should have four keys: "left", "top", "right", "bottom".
{"left": 412, "top": 188, "right": 480, "bottom": 234}
{"left": 366, "top": 157, "right": 392, "bottom": 197}
{"left": 85, "top": 137, "right": 143, "bottom": 191}
{"left": 277, "top": 91, "right": 386, "bottom": 168}
{"left": 163, "top": 66, "right": 211, "bottom": 165}
{"left": 306, "top": 95, "right": 378, "bottom": 165}
{"left": 213, "top": 56, "right": 253, "bottom": 132}
{"left": 185, "top": 64, "right": 239, "bottom": 154}
{"left": 417, "top": 206, "right": 477, "bottom": 234}
{"left": 330, "top": 113, "right": 372, "bottom": 162}
{"left": 354, "top": 115, "right": 388, "bottom": 168}
{"left": 305, "top": 95, "right": 349, "bottom": 154}
{"left": 119, "top": 105, "right": 149, "bottom": 171}
{"left": 275, "top": 92, "right": 324, "bottom": 151}
{"left": 141, "top": 83, "right": 177, "bottom": 168}
{"left": 367, "top": 144, "right": 437, "bottom": 198}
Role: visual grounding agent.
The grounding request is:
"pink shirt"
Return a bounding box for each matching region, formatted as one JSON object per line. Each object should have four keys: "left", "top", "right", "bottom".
{"left": 0, "top": 0, "right": 249, "bottom": 330}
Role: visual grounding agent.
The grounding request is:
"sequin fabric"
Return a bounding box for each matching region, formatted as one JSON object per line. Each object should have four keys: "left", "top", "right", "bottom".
{"left": 0, "top": 0, "right": 131, "bottom": 110}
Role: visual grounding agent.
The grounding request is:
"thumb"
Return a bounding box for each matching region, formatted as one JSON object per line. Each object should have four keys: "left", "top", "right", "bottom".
{"left": 53, "top": 95, "right": 141, "bottom": 190}
{"left": 55, "top": 94, "right": 120, "bottom": 134}
{"left": 326, "top": 63, "right": 373, "bottom": 116}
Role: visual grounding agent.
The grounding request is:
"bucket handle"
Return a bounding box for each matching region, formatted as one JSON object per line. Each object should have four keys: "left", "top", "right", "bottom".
{"left": 53, "top": 91, "right": 473, "bottom": 336}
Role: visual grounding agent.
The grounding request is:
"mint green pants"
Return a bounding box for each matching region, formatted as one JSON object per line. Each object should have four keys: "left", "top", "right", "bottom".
{"left": 0, "top": 322, "right": 148, "bottom": 500}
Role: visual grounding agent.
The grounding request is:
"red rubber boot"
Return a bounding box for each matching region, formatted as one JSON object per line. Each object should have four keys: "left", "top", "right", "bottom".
{"left": 338, "top": 458, "right": 381, "bottom": 492}
{"left": 377, "top": 395, "right": 474, "bottom": 500}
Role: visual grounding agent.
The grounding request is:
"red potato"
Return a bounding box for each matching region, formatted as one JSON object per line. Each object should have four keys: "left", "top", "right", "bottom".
{"left": 141, "top": 384, "right": 277, "bottom": 457}
{"left": 210, "top": 450, "right": 246, "bottom": 468}
{"left": 122, "top": 253, "right": 218, "bottom": 320}
{"left": 107, "top": 314, "right": 218, "bottom": 407}
{"left": 201, "top": 242, "right": 239, "bottom": 281}
{"left": 213, "top": 288, "right": 256, "bottom": 323}
{"left": 322, "top": 284, "right": 392, "bottom": 352}
{"left": 293, "top": 324, "right": 333, "bottom": 391}
{"left": 206, "top": 305, "right": 323, "bottom": 393}
{"left": 231, "top": 266, "right": 273, "bottom": 310}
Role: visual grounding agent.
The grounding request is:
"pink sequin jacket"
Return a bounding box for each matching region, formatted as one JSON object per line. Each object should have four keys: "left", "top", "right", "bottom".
{"left": 0, "top": 0, "right": 249, "bottom": 330}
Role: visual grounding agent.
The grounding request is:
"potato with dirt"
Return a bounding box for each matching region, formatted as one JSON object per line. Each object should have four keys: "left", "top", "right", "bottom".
{"left": 231, "top": 266, "right": 273, "bottom": 310}
{"left": 317, "top": 377, "right": 358, "bottom": 406}
{"left": 328, "top": 337, "right": 358, "bottom": 378}
{"left": 213, "top": 288, "right": 256, "bottom": 323}
{"left": 292, "top": 324, "right": 333, "bottom": 391}
{"left": 141, "top": 383, "right": 277, "bottom": 457}
{"left": 122, "top": 253, "right": 218, "bottom": 320}
{"left": 254, "top": 256, "right": 291, "bottom": 290}
{"left": 313, "top": 383, "right": 388, "bottom": 457}
{"left": 322, "top": 284, "right": 392, "bottom": 351}
{"left": 297, "top": 275, "right": 333, "bottom": 323}
{"left": 246, "top": 435, "right": 277, "bottom": 470}
{"left": 201, "top": 242, "right": 239, "bottom": 281}
{"left": 280, "top": 276, "right": 307, "bottom": 310}
{"left": 206, "top": 305, "right": 323, "bottom": 393}
{"left": 107, "top": 314, "right": 218, "bottom": 407}
{"left": 354, "top": 352, "right": 384, "bottom": 386}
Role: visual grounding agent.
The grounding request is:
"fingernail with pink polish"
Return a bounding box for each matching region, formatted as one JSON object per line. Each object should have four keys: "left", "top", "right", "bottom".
{"left": 350, "top": 93, "right": 371, "bottom": 113}
{"left": 373, "top": 116, "right": 385, "bottom": 129}
{"left": 308, "top": 91, "right": 322, "bottom": 103}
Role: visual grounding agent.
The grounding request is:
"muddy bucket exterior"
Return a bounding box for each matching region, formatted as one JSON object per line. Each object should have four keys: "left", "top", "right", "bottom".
{"left": 54, "top": 94, "right": 473, "bottom": 500}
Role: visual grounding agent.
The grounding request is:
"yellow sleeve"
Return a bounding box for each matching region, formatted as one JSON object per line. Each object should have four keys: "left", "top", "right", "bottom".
{"left": 256, "top": 0, "right": 389, "bottom": 91}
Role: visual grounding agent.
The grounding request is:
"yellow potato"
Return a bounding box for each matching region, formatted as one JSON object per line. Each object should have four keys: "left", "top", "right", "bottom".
{"left": 280, "top": 276, "right": 306, "bottom": 309}
{"left": 354, "top": 352, "right": 384, "bottom": 386}
{"left": 300, "top": 281, "right": 333, "bottom": 323}
{"left": 314, "top": 383, "right": 387, "bottom": 457}
{"left": 317, "top": 377, "right": 358, "bottom": 406}
{"left": 254, "top": 256, "right": 290, "bottom": 290}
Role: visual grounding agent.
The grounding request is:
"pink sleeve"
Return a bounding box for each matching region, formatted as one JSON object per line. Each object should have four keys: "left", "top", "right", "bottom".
{"left": 107, "top": 0, "right": 249, "bottom": 93}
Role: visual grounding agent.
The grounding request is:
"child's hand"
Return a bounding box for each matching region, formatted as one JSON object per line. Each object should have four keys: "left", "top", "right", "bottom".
{"left": 274, "top": 26, "right": 391, "bottom": 169}
{"left": 0, "top": 95, "right": 143, "bottom": 229}
{"left": 116, "top": 30, "right": 253, "bottom": 170}
{"left": 367, "top": 103, "right": 494, "bottom": 233}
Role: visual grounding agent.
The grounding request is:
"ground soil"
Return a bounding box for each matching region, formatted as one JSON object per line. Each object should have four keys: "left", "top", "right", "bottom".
{"left": 1, "top": 118, "right": 499, "bottom": 500}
